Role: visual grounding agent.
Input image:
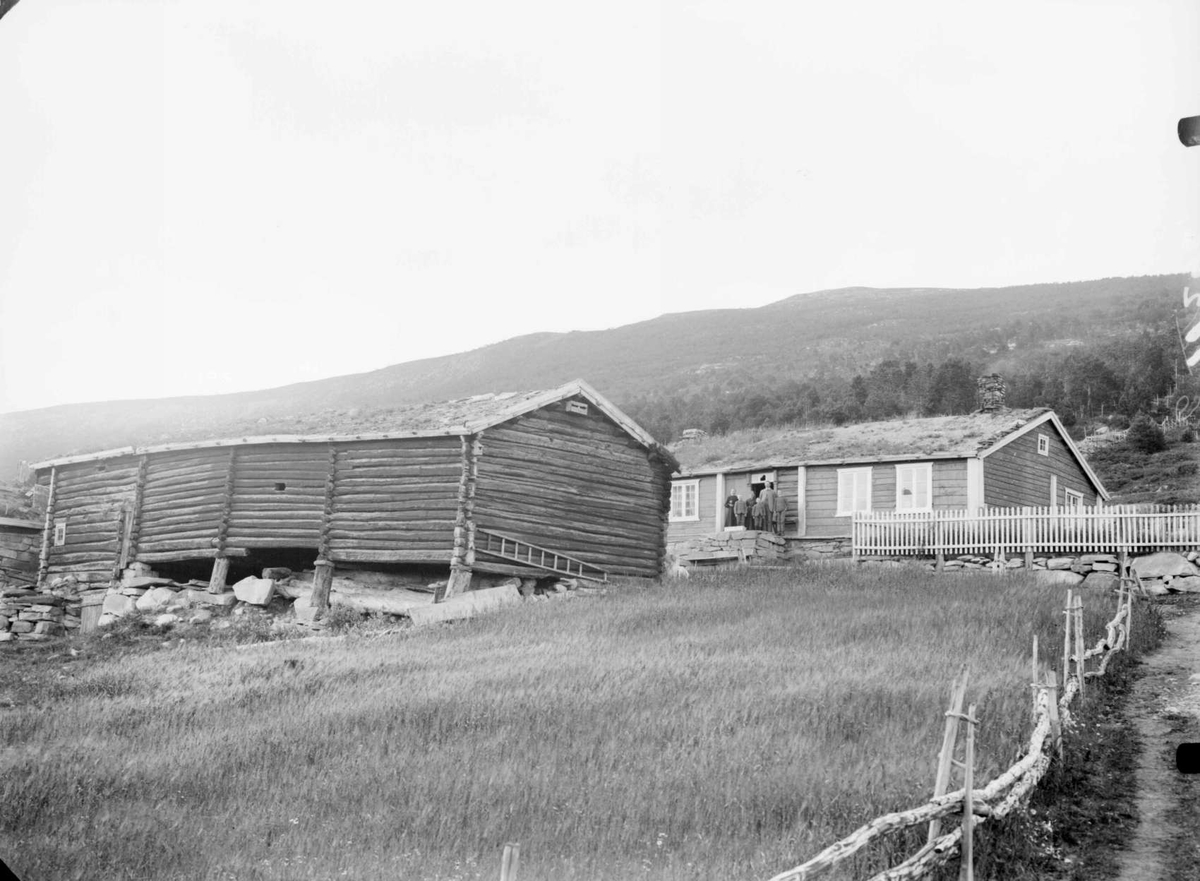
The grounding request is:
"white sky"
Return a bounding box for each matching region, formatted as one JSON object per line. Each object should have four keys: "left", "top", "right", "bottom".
{"left": 2, "top": 1, "right": 1198, "bottom": 413}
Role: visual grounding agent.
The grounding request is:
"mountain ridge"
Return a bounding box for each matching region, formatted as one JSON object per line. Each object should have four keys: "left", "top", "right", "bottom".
{"left": 1, "top": 273, "right": 1189, "bottom": 475}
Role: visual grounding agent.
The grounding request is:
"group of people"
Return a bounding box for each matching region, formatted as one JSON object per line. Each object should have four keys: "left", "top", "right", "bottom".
{"left": 724, "top": 483, "right": 788, "bottom": 535}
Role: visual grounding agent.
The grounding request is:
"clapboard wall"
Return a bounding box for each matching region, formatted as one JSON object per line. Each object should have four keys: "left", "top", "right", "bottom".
{"left": 474, "top": 399, "right": 671, "bottom": 578}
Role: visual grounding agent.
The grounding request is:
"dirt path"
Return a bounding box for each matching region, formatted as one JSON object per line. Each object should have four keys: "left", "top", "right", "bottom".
{"left": 1113, "top": 597, "right": 1200, "bottom": 881}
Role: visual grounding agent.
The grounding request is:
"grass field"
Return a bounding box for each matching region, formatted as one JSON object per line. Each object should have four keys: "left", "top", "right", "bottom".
{"left": 0, "top": 565, "right": 1150, "bottom": 881}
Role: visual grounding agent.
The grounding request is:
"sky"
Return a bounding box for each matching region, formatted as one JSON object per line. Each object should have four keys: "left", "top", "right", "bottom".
{"left": 1, "top": 0, "right": 1198, "bottom": 413}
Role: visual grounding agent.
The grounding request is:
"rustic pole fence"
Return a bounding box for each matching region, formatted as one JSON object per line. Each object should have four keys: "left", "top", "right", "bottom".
{"left": 767, "top": 584, "right": 1135, "bottom": 881}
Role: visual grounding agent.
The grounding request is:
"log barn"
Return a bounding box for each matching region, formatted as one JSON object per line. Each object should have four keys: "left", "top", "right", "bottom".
{"left": 30, "top": 381, "right": 678, "bottom": 595}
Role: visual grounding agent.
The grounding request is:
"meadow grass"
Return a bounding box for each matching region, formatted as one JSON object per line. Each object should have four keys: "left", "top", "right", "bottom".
{"left": 0, "top": 566, "right": 1144, "bottom": 881}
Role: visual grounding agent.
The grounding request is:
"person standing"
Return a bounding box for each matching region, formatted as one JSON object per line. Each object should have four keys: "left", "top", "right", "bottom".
{"left": 733, "top": 492, "right": 748, "bottom": 529}
{"left": 751, "top": 494, "right": 765, "bottom": 530}
{"left": 774, "top": 491, "right": 789, "bottom": 535}
{"left": 759, "top": 481, "right": 777, "bottom": 530}
{"left": 724, "top": 490, "right": 740, "bottom": 528}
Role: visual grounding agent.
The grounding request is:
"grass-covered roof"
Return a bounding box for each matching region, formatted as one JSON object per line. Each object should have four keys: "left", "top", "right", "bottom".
{"left": 671, "top": 408, "right": 1052, "bottom": 475}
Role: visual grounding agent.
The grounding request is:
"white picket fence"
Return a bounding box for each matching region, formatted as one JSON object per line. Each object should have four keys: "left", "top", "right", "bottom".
{"left": 853, "top": 504, "right": 1200, "bottom": 557}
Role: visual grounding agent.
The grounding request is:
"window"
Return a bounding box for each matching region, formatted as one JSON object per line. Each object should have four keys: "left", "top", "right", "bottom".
{"left": 53, "top": 519, "right": 66, "bottom": 547}
{"left": 1037, "top": 434, "right": 1050, "bottom": 456}
{"left": 1064, "top": 488, "right": 1084, "bottom": 509}
{"left": 670, "top": 480, "right": 700, "bottom": 521}
{"left": 565, "top": 400, "right": 589, "bottom": 416}
{"left": 836, "top": 467, "right": 872, "bottom": 516}
{"left": 895, "top": 463, "right": 932, "bottom": 512}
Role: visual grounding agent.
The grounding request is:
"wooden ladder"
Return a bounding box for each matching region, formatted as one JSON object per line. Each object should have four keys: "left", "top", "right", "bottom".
{"left": 475, "top": 529, "right": 609, "bottom": 583}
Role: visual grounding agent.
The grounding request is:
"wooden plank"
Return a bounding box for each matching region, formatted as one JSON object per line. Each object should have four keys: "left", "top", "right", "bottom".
{"left": 329, "top": 548, "right": 451, "bottom": 563}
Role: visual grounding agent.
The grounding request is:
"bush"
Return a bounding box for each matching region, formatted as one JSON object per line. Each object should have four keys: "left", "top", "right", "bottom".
{"left": 1182, "top": 426, "right": 1196, "bottom": 443}
{"left": 1126, "top": 415, "right": 1167, "bottom": 453}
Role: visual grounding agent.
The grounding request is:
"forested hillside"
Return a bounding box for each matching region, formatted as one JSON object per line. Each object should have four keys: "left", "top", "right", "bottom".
{"left": 1, "top": 273, "right": 1195, "bottom": 475}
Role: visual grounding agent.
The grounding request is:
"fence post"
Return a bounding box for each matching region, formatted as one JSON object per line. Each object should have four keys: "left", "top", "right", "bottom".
{"left": 500, "top": 842, "right": 521, "bottom": 881}
{"left": 928, "top": 667, "right": 969, "bottom": 845}
{"left": 959, "top": 703, "right": 978, "bottom": 881}
{"left": 1075, "top": 595, "right": 1086, "bottom": 697}
{"left": 935, "top": 512, "right": 945, "bottom": 572}
{"left": 1062, "top": 588, "right": 1073, "bottom": 692}
{"left": 1031, "top": 635, "right": 1039, "bottom": 724}
{"left": 1045, "top": 671, "right": 1063, "bottom": 761}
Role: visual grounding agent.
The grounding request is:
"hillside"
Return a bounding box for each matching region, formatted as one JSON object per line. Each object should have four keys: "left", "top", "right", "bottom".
{"left": 0, "top": 273, "right": 1190, "bottom": 475}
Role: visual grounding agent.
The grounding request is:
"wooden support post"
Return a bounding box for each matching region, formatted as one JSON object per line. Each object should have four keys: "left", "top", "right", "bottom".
{"left": 311, "top": 558, "right": 334, "bottom": 615}
{"left": 36, "top": 466, "right": 58, "bottom": 588}
{"left": 1046, "top": 671, "right": 1063, "bottom": 762}
{"left": 209, "top": 556, "right": 230, "bottom": 595}
{"left": 1062, "top": 588, "right": 1073, "bottom": 689}
{"left": 442, "top": 434, "right": 480, "bottom": 603}
{"left": 959, "top": 703, "right": 978, "bottom": 881}
{"left": 928, "top": 666, "right": 969, "bottom": 844}
{"left": 499, "top": 842, "right": 520, "bottom": 881}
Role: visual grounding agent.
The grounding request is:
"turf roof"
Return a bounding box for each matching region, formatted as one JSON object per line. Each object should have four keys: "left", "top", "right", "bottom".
{"left": 671, "top": 408, "right": 1054, "bottom": 475}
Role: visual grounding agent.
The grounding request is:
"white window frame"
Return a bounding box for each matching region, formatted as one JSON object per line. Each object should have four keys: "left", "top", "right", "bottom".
{"left": 669, "top": 480, "right": 700, "bottom": 522}
{"left": 1037, "top": 433, "right": 1050, "bottom": 456}
{"left": 53, "top": 518, "right": 66, "bottom": 547}
{"left": 894, "top": 463, "right": 933, "bottom": 512}
{"left": 1064, "top": 488, "right": 1084, "bottom": 509}
{"left": 836, "top": 467, "right": 873, "bottom": 517}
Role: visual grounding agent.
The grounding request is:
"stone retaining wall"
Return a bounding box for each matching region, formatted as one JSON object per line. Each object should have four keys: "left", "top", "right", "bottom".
{"left": 669, "top": 529, "right": 787, "bottom": 565}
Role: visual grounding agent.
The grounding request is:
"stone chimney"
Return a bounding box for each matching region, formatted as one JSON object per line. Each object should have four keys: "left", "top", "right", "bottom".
{"left": 976, "top": 374, "right": 1006, "bottom": 412}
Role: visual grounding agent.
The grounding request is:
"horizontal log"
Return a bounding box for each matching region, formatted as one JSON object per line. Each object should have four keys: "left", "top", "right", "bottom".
{"left": 134, "top": 538, "right": 220, "bottom": 553}
{"left": 138, "top": 505, "right": 224, "bottom": 522}
{"left": 333, "top": 466, "right": 461, "bottom": 481}
{"left": 479, "top": 448, "right": 660, "bottom": 495}
{"left": 141, "top": 484, "right": 228, "bottom": 506}
{"left": 146, "top": 448, "right": 231, "bottom": 467}
{"left": 231, "top": 490, "right": 324, "bottom": 502}
{"left": 54, "top": 472, "right": 138, "bottom": 493}
{"left": 233, "top": 448, "right": 333, "bottom": 462}
{"left": 138, "top": 527, "right": 221, "bottom": 543}
{"left": 336, "top": 453, "right": 458, "bottom": 468}
{"left": 234, "top": 468, "right": 331, "bottom": 482}
{"left": 63, "top": 526, "right": 122, "bottom": 544}
{"left": 326, "top": 523, "right": 451, "bottom": 537}
{"left": 330, "top": 508, "right": 457, "bottom": 522}
{"left": 53, "top": 490, "right": 135, "bottom": 508}
{"left": 329, "top": 548, "right": 452, "bottom": 563}
{"left": 49, "top": 551, "right": 118, "bottom": 566}
{"left": 133, "top": 547, "right": 246, "bottom": 563}
{"left": 483, "top": 425, "right": 646, "bottom": 464}
{"left": 475, "top": 479, "right": 665, "bottom": 527}
{"left": 513, "top": 413, "right": 631, "bottom": 444}
{"left": 234, "top": 537, "right": 321, "bottom": 549}
{"left": 476, "top": 474, "right": 662, "bottom": 514}
{"left": 336, "top": 439, "right": 459, "bottom": 454}
{"left": 327, "top": 499, "right": 461, "bottom": 514}
{"left": 224, "top": 509, "right": 325, "bottom": 521}
{"left": 143, "top": 468, "right": 229, "bottom": 490}
{"left": 473, "top": 517, "right": 660, "bottom": 561}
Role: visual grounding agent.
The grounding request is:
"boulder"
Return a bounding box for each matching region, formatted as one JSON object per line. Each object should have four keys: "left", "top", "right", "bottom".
{"left": 186, "top": 589, "right": 238, "bottom": 608}
{"left": 189, "top": 609, "right": 214, "bottom": 625}
{"left": 292, "top": 594, "right": 318, "bottom": 624}
{"left": 1047, "top": 557, "right": 1075, "bottom": 570}
{"left": 261, "top": 567, "right": 292, "bottom": 581}
{"left": 102, "top": 593, "right": 138, "bottom": 617}
{"left": 96, "top": 613, "right": 118, "bottom": 628}
{"left": 135, "top": 587, "right": 178, "bottom": 613}
{"left": 518, "top": 578, "right": 538, "bottom": 597}
{"left": 1033, "top": 570, "right": 1084, "bottom": 585}
{"left": 1131, "top": 552, "right": 1200, "bottom": 580}
{"left": 1090, "top": 562, "right": 1119, "bottom": 572}
{"left": 0, "top": 632, "right": 14, "bottom": 642}
{"left": 1081, "top": 554, "right": 1119, "bottom": 565}
{"left": 1169, "top": 575, "right": 1200, "bottom": 594}
{"left": 9, "top": 620, "right": 34, "bottom": 633}
{"left": 153, "top": 613, "right": 180, "bottom": 628}
{"left": 1141, "top": 579, "right": 1170, "bottom": 597}
{"left": 1082, "top": 572, "right": 1120, "bottom": 591}
{"left": 232, "top": 577, "right": 275, "bottom": 606}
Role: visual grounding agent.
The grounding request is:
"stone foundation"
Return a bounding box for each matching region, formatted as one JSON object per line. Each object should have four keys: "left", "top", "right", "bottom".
{"left": 857, "top": 549, "right": 1200, "bottom": 595}
{"left": 669, "top": 530, "right": 788, "bottom": 565}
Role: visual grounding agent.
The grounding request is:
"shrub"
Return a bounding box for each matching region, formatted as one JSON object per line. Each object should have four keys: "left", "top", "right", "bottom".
{"left": 323, "top": 603, "right": 362, "bottom": 632}
{"left": 1126, "top": 415, "right": 1167, "bottom": 453}
{"left": 1182, "top": 426, "right": 1196, "bottom": 443}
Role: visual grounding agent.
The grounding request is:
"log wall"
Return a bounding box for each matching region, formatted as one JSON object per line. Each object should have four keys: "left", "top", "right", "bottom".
{"left": 473, "top": 401, "right": 671, "bottom": 577}
{"left": 44, "top": 457, "right": 138, "bottom": 579}
{"left": 326, "top": 438, "right": 462, "bottom": 564}
{"left": 137, "top": 449, "right": 231, "bottom": 561}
